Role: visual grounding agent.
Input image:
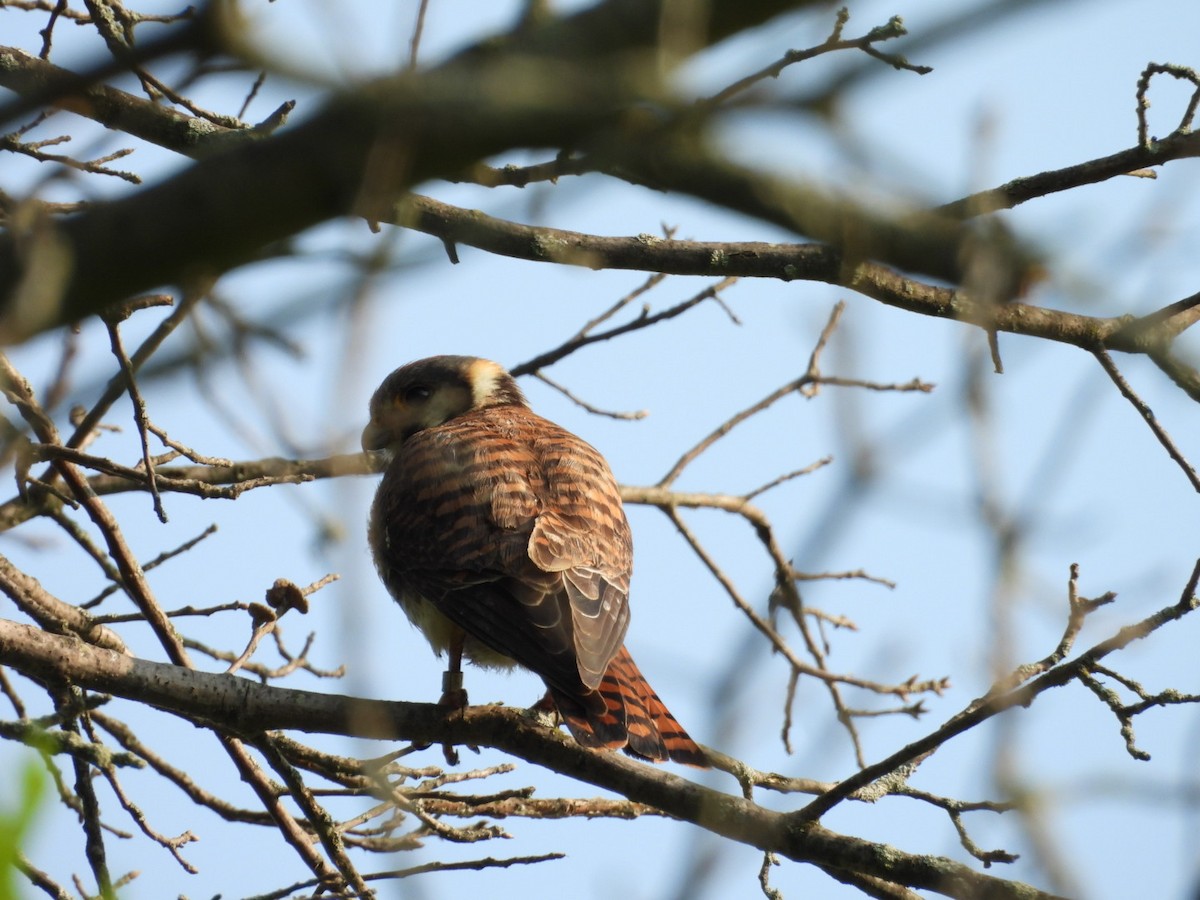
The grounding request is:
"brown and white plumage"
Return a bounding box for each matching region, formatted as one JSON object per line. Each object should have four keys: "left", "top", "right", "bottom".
{"left": 362, "top": 355, "right": 705, "bottom": 765}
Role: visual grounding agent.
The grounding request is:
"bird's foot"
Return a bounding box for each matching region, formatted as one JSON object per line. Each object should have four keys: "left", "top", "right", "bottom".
{"left": 524, "top": 690, "right": 561, "bottom": 729}
{"left": 436, "top": 670, "right": 469, "bottom": 765}
{"left": 437, "top": 669, "right": 469, "bottom": 710}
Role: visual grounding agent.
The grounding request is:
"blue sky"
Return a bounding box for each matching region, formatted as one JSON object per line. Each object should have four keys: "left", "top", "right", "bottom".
{"left": 3, "top": 1, "right": 1200, "bottom": 898}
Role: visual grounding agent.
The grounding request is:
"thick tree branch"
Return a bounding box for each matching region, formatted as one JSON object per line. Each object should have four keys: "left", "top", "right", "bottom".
{"left": 0, "top": 0, "right": 822, "bottom": 339}
{"left": 394, "top": 195, "right": 1181, "bottom": 356}
{"left": 0, "top": 618, "right": 1061, "bottom": 900}
{"left": 0, "top": 45, "right": 287, "bottom": 159}
{"left": 4, "top": 6, "right": 1195, "bottom": 363}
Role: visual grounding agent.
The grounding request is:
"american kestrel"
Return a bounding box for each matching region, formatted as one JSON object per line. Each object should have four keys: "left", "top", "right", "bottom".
{"left": 362, "top": 355, "right": 705, "bottom": 765}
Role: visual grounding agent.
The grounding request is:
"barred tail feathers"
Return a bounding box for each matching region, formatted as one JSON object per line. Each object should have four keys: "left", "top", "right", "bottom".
{"left": 552, "top": 647, "right": 707, "bottom": 767}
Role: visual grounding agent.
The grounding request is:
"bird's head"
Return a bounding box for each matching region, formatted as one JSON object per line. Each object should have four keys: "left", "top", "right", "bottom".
{"left": 361, "top": 355, "right": 527, "bottom": 452}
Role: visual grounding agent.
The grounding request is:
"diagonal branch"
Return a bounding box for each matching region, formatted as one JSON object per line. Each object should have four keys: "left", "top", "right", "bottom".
{"left": 797, "top": 560, "right": 1200, "bottom": 822}
{"left": 1093, "top": 347, "right": 1200, "bottom": 491}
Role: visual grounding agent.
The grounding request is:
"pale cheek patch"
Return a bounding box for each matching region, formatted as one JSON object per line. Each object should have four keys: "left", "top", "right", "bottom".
{"left": 421, "top": 386, "right": 472, "bottom": 429}
{"left": 467, "top": 358, "right": 505, "bottom": 406}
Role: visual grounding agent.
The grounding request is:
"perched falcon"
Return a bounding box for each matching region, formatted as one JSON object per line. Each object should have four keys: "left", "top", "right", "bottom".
{"left": 362, "top": 355, "right": 705, "bottom": 766}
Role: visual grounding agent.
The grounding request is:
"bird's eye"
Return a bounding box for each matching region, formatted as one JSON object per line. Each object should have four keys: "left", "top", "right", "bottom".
{"left": 404, "top": 384, "right": 432, "bottom": 403}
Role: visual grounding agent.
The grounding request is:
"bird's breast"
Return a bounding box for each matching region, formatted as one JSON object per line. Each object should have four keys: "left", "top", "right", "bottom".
{"left": 395, "top": 586, "right": 518, "bottom": 669}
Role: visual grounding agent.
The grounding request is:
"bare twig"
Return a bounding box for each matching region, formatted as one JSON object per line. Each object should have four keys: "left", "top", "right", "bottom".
{"left": 83, "top": 523, "right": 218, "bottom": 610}
{"left": 511, "top": 277, "right": 738, "bottom": 377}
{"left": 16, "top": 852, "right": 73, "bottom": 900}
{"left": 798, "top": 561, "right": 1200, "bottom": 821}
{"left": 0, "top": 133, "right": 141, "bottom": 182}
{"left": 91, "top": 712, "right": 274, "bottom": 827}
{"left": 533, "top": 371, "right": 647, "bottom": 420}
{"left": 80, "top": 711, "right": 198, "bottom": 873}
{"left": 103, "top": 311, "right": 168, "bottom": 521}
{"left": 222, "top": 735, "right": 345, "bottom": 892}
{"left": 660, "top": 507, "right": 934, "bottom": 703}
{"left": 703, "top": 9, "right": 929, "bottom": 108}
{"left": 408, "top": 0, "right": 432, "bottom": 70}
{"left": 226, "top": 576, "right": 336, "bottom": 676}
{"left": 1079, "top": 661, "right": 1200, "bottom": 762}
{"left": 55, "top": 688, "right": 115, "bottom": 899}
{"left": 250, "top": 735, "right": 371, "bottom": 898}
{"left": 246, "top": 853, "right": 566, "bottom": 900}
{"left": 1093, "top": 347, "right": 1200, "bottom": 492}
{"left": 1136, "top": 62, "right": 1200, "bottom": 148}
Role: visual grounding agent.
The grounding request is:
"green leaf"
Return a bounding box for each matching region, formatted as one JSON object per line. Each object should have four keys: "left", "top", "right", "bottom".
{"left": 0, "top": 754, "right": 48, "bottom": 900}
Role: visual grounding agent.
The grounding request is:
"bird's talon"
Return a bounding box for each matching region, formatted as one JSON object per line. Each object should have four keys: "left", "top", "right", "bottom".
{"left": 525, "top": 691, "right": 561, "bottom": 729}
{"left": 437, "top": 688, "right": 469, "bottom": 709}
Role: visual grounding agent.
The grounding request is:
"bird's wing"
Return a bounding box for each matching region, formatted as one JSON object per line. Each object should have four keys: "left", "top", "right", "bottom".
{"left": 526, "top": 416, "right": 632, "bottom": 690}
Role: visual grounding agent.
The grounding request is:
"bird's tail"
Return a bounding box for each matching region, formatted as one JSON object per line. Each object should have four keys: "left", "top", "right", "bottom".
{"left": 552, "top": 647, "right": 708, "bottom": 767}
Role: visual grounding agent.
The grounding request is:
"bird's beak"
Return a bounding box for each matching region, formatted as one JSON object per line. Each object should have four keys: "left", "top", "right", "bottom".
{"left": 361, "top": 420, "right": 388, "bottom": 453}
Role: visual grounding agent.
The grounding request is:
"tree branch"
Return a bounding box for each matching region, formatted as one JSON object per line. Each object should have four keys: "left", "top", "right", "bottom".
{"left": 0, "top": 618, "right": 1063, "bottom": 900}
{"left": 0, "top": 0, "right": 820, "bottom": 339}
